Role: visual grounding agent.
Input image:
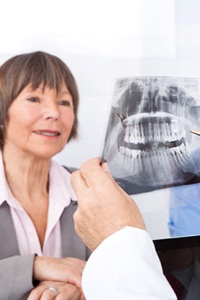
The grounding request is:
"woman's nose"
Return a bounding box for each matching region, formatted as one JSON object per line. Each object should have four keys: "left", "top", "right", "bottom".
{"left": 43, "top": 101, "right": 59, "bottom": 120}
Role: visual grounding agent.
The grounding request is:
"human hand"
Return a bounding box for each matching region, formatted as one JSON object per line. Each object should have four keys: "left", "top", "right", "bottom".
{"left": 33, "top": 257, "right": 86, "bottom": 288}
{"left": 27, "top": 280, "right": 85, "bottom": 300}
{"left": 70, "top": 157, "right": 146, "bottom": 251}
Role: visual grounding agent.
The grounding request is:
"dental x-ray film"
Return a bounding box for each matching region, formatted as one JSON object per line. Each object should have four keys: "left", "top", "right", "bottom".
{"left": 101, "top": 76, "right": 200, "bottom": 195}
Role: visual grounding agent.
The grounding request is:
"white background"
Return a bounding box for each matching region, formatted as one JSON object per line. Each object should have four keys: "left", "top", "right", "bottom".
{"left": 1, "top": 0, "right": 200, "bottom": 239}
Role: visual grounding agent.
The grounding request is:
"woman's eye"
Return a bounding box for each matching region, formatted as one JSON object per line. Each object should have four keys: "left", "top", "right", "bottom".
{"left": 27, "top": 97, "right": 39, "bottom": 103}
{"left": 59, "top": 100, "right": 72, "bottom": 107}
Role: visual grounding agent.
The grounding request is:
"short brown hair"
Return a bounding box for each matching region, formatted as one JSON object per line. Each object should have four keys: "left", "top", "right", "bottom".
{"left": 0, "top": 51, "right": 79, "bottom": 149}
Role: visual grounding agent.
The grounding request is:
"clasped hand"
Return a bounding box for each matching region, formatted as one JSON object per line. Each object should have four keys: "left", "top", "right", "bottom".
{"left": 28, "top": 256, "right": 86, "bottom": 300}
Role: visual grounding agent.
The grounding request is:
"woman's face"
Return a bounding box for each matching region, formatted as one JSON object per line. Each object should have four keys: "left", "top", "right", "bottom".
{"left": 4, "top": 82, "right": 75, "bottom": 159}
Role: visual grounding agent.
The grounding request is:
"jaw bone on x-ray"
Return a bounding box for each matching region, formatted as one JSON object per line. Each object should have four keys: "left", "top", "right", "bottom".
{"left": 102, "top": 76, "right": 200, "bottom": 195}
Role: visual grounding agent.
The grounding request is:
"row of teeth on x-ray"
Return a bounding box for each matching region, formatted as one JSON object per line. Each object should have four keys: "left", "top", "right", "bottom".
{"left": 123, "top": 121, "right": 186, "bottom": 145}
{"left": 119, "top": 143, "right": 189, "bottom": 170}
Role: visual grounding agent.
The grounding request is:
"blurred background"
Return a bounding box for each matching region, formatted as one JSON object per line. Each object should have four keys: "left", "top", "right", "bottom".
{"left": 1, "top": 0, "right": 199, "bottom": 169}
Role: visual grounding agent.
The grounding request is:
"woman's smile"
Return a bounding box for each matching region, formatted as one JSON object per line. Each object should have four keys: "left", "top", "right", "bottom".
{"left": 33, "top": 130, "right": 61, "bottom": 137}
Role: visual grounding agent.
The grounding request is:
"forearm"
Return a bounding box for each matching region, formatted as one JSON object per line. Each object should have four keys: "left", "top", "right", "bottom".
{"left": 33, "top": 256, "right": 85, "bottom": 288}
{"left": 0, "top": 254, "right": 35, "bottom": 299}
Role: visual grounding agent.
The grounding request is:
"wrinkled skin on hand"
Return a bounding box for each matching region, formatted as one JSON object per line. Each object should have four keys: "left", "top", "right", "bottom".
{"left": 71, "top": 157, "right": 146, "bottom": 251}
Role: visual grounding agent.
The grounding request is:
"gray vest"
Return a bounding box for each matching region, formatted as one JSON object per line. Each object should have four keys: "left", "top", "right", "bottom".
{"left": 0, "top": 200, "right": 89, "bottom": 260}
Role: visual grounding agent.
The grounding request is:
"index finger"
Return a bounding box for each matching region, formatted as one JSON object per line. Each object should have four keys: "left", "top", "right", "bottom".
{"left": 70, "top": 157, "right": 103, "bottom": 200}
{"left": 80, "top": 157, "right": 114, "bottom": 187}
{"left": 77, "top": 157, "right": 111, "bottom": 187}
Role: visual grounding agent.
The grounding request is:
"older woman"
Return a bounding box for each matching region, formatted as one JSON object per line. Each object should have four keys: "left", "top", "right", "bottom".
{"left": 0, "top": 51, "right": 89, "bottom": 300}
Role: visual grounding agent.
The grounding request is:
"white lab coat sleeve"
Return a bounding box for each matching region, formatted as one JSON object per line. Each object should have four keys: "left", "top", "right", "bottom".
{"left": 82, "top": 227, "right": 177, "bottom": 300}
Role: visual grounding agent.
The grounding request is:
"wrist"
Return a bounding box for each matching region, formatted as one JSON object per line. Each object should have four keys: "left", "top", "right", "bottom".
{"left": 33, "top": 255, "right": 45, "bottom": 281}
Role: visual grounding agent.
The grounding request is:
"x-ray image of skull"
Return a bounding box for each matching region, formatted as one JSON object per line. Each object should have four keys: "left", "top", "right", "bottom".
{"left": 102, "top": 76, "right": 200, "bottom": 194}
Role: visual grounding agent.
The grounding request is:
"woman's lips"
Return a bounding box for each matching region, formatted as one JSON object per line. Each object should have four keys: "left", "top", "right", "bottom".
{"left": 34, "top": 130, "right": 60, "bottom": 137}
